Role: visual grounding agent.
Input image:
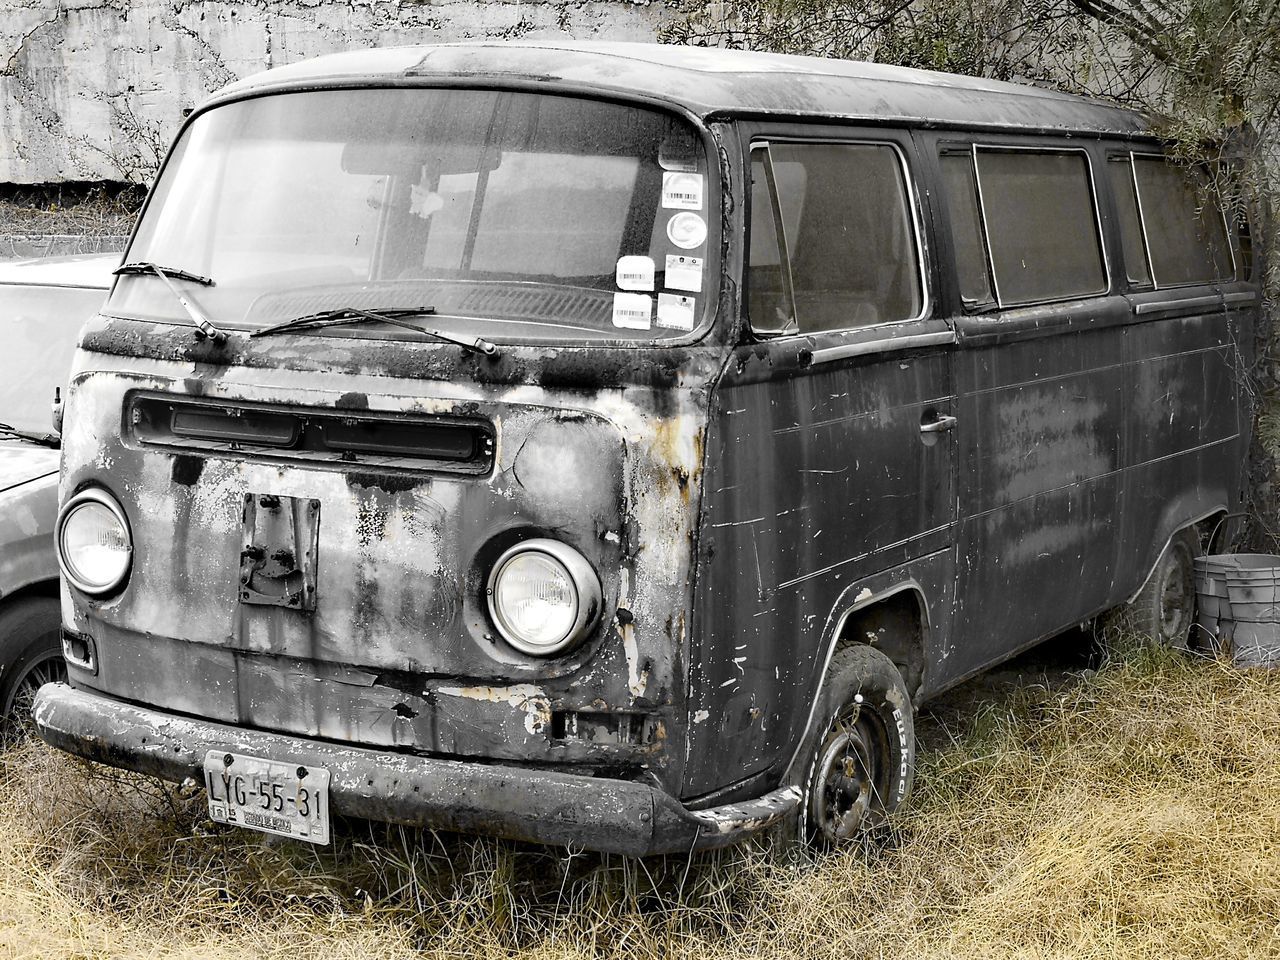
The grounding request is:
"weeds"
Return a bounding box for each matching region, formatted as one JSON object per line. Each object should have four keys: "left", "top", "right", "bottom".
{"left": 2, "top": 646, "right": 1278, "bottom": 959}
{"left": 0, "top": 183, "right": 142, "bottom": 259}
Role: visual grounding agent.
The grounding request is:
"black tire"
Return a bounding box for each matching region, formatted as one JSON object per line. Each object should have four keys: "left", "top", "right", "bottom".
{"left": 1126, "top": 529, "right": 1200, "bottom": 649}
{"left": 0, "top": 596, "right": 65, "bottom": 724}
{"left": 785, "top": 644, "right": 915, "bottom": 848}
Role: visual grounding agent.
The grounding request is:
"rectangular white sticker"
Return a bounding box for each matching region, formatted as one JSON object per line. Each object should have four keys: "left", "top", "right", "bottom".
{"left": 665, "top": 255, "right": 703, "bottom": 293}
{"left": 657, "top": 293, "right": 696, "bottom": 331}
{"left": 662, "top": 171, "right": 704, "bottom": 210}
{"left": 615, "top": 255, "right": 655, "bottom": 292}
{"left": 612, "top": 292, "right": 653, "bottom": 330}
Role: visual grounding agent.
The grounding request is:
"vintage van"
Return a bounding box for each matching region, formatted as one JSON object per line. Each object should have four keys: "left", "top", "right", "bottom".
{"left": 35, "top": 43, "right": 1256, "bottom": 854}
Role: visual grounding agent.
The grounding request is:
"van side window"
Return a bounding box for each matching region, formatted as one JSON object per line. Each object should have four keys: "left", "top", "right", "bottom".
{"left": 939, "top": 153, "right": 994, "bottom": 305}
{"left": 1106, "top": 156, "right": 1152, "bottom": 286}
{"left": 1131, "top": 156, "right": 1233, "bottom": 286}
{"left": 973, "top": 149, "right": 1107, "bottom": 305}
{"left": 748, "top": 153, "right": 806, "bottom": 333}
{"left": 748, "top": 142, "right": 923, "bottom": 335}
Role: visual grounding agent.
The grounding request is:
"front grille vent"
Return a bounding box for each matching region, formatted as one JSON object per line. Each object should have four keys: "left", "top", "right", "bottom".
{"left": 128, "top": 393, "right": 495, "bottom": 477}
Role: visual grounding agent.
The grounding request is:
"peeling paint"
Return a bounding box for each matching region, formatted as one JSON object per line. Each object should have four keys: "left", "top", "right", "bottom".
{"left": 619, "top": 621, "right": 649, "bottom": 698}
{"left": 437, "top": 683, "right": 551, "bottom": 735}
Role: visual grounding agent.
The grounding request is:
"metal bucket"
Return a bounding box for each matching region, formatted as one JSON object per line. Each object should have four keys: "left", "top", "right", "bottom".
{"left": 1193, "top": 554, "right": 1280, "bottom": 667}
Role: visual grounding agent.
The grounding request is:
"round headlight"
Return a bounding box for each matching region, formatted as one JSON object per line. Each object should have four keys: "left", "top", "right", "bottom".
{"left": 57, "top": 488, "right": 133, "bottom": 595}
{"left": 487, "top": 539, "right": 602, "bottom": 657}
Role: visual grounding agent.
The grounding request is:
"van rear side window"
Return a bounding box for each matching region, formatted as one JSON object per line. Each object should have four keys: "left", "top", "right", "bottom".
{"left": 973, "top": 149, "right": 1107, "bottom": 306}
{"left": 748, "top": 142, "right": 923, "bottom": 335}
{"left": 941, "top": 147, "right": 1108, "bottom": 308}
{"left": 1131, "top": 156, "right": 1233, "bottom": 287}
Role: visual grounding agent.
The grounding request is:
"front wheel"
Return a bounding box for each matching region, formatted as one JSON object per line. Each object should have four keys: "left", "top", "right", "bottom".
{"left": 786, "top": 644, "right": 914, "bottom": 847}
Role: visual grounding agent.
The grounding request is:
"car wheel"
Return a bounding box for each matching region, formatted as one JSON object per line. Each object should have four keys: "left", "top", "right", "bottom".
{"left": 786, "top": 644, "right": 915, "bottom": 847}
{"left": 1126, "top": 529, "right": 1200, "bottom": 649}
{"left": 0, "top": 596, "right": 65, "bottom": 724}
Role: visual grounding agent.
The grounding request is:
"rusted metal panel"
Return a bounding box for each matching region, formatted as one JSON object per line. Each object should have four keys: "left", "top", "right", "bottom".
{"left": 1120, "top": 301, "right": 1242, "bottom": 577}
{"left": 682, "top": 330, "right": 957, "bottom": 797}
{"left": 35, "top": 682, "right": 799, "bottom": 856}
{"left": 944, "top": 307, "right": 1129, "bottom": 677}
{"left": 58, "top": 327, "right": 721, "bottom": 794}
{"left": 942, "top": 297, "right": 1243, "bottom": 680}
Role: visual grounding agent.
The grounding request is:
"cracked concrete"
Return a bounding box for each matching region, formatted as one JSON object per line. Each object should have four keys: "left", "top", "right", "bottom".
{"left": 0, "top": 0, "right": 664, "bottom": 183}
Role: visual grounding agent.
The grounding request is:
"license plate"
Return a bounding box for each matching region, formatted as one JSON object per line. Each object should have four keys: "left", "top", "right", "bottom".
{"left": 203, "top": 751, "right": 331, "bottom": 845}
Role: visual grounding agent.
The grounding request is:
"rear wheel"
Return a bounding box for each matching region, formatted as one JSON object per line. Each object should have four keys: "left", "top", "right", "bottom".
{"left": 0, "top": 597, "right": 65, "bottom": 725}
{"left": 1126, "top": 529, "right": 1200, "bottom": 649}
{"left": 787, "top": 644, "right": 914, "bottom": 847}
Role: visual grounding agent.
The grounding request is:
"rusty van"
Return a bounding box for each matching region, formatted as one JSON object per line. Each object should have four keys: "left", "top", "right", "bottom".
{"left": 34, "top": 43, "right": 1257, "bottom": 854}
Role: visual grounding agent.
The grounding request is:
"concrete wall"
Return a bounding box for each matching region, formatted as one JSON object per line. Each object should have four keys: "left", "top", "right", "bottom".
{"left": 0, "top": 0, "right": 663, "bottom": 184}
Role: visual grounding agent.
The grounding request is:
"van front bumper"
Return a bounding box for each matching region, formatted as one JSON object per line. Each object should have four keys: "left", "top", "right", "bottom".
{"left": 33, "top": 683, "right": 799, "bottom": 856}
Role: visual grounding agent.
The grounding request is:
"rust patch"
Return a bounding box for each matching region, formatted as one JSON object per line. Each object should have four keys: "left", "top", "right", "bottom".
{"left": 170, "top": 454, "right": 204, "bottom": 486}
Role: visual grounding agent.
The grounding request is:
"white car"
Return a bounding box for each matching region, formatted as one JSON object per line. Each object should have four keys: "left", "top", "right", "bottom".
{"left": 0, "top": 253, "right": 116, "bottom": 718}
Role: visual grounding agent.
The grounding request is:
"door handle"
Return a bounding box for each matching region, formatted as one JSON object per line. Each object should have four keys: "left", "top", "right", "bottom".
{"left": 920, "top": 415, "right": 957, "bottom": 434}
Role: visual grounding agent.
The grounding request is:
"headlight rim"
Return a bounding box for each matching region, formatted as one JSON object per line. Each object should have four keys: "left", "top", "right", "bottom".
{"left": 56, "top": 486, "right": 134, "bottom": 596}
{"left": 486, "top": 538, "right": 602, "bottom": 658}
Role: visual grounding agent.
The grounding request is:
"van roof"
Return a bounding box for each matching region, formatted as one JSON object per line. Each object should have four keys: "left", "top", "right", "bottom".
{"left": 213, "top": 41, "right": 1153, "bottom": 138}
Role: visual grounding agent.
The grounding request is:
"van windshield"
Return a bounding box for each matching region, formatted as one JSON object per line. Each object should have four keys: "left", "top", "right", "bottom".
{"left": 108, "top": 89, "right": 715, "bottom": 343}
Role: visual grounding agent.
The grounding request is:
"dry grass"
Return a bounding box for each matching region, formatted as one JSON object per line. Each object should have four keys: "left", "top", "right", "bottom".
{"left": 0, "top": 185, "right": 141, "bottom": 238}
{"left": 2, "top": 645, "right": 1279, "bottom": 959}
{"left": 0, "top": 184, "right": 141, "bottom": 259}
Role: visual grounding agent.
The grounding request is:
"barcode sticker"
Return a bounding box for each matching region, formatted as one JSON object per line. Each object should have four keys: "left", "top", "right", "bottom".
{"left": 612, "top": 292, "right": 653, "bottom": 330}
{"left": 657, "top": 293, "right": 696, "bottom": 331}
{"left": 616, "top": 255, "right": 655, "bottom": 292}
{"left": 665, "top": 255, "right": 703, "bottom": 292}
{"left": 662, "top": 172, "right": 704, "bottom": 210}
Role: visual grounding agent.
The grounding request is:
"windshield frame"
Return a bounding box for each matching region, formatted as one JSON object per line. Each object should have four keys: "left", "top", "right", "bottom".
{"left": 105, "top": 79, "right": 725, "bottom": 349}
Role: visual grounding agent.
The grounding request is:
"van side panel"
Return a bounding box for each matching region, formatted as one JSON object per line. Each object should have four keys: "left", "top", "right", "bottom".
{"left": 945, "top": 299, "right": 1244, "bottom": 683}
{"left": 1121, "top": 303, "right": 1243, "bottom": 569}
{"left": 681, "top": 339, "right": 955, "bottom": 799}
{"left": 944, "top": 305, "right": 1130, "bottom": 681}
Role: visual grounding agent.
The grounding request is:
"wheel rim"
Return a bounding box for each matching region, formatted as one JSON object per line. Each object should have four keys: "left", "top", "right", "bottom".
{"left": 808, "top": 706, "right": 887, "bottom": 843}
{"left": 1157, "top": 544, "right": 1194, "bottom": 641}
{"left": 4, "top": 651, "right": 66, "bottom": 724}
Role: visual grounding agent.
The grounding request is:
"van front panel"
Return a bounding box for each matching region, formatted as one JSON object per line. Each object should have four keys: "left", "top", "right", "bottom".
{"left": 59, "top": 336, "right": 715, "bottom": 782}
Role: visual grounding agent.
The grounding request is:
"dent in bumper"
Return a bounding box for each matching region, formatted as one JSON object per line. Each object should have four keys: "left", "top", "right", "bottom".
{"left": 34, "top": 683, "right": 798, "bottom": 857}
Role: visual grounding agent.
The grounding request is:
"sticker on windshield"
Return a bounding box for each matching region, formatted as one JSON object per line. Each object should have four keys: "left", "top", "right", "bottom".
{"left": 665, "top": 255, "right": 703, "bottom": 293}
{"left": 612, "top": 293, "right": 653, "bottom": 330}
{"left": 616, "top": 256, "right": 656, "bottom": 292}
{"left": 409, "top": 183, "right": 445, "bottom": 220}
{"left": 662, "top": 172, "right": 704, "bottom": 210}
{"left": 657, "top": 293, "right": 696, "bottom": 331}
{"left": 659, "top": 136, "right": 699, "bottom": 173}
{"left": 667, "top": 212, "right": 707, "bottom": 250}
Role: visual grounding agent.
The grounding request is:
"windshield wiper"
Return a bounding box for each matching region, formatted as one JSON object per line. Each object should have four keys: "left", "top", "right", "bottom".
{"left": 0, "top": 422, "right": 58, "bottom": 449}
{"left": 250, "top": 307, "right": 499, "bottom": 356}
{"left": 114, "top": 261, "right": 214, "bottom": 286}
{"left": 114, "top": 262, "right": 229, "bottom": 344}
